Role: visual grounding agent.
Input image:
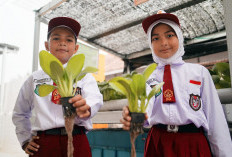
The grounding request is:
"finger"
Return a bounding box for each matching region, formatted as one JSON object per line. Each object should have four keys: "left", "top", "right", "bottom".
{"left": 32, "top": 136, "right": 40, "bottom": 140}
{"left": 25, "top": 148, "right": 34, "bottom": 156}
{"left": 145, "top": 113, "right": 148, "bottom": 120}
{"left": 78, "top": 110, "right": 90, "bottom": 118}
{"left": 76, "top": 104, "right": 90, "bottom": 112}
{"left": 30, "top": 141, "right": 40, "bottom": 149}
{"left": 122, "top": 106, "right": 130, "bottom": 117}
{"left": 27, "top": 143, "right": 39, "bottom": 152}
{"left": 122, "top": 125, "right": 130, "bottom": 131}
{"left": 73, "top": 99, "right": 86, "bottom": 108}
{"left": 122, "top": 111, "right": 131, "bottom": 122}
{"left": 69, "top": 95, "right": 82, "bottom": 103}
{"left": 120, "top": 118, "right": 131, "bottom": 127}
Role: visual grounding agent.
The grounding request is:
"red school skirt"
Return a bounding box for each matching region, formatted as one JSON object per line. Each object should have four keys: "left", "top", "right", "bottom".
{"left": 144, "top": 125, "right": 212, "bottom": 157}
{"left": 30, "top": 126, "right": 91, "bottom": 157}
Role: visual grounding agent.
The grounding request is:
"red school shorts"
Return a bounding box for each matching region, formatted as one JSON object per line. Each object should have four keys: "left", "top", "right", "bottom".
{"left": 144, "top": 125, "right": 212, "bottom": 157}
{"left": 30, "top": 133, "right": 91, "bottom": 157}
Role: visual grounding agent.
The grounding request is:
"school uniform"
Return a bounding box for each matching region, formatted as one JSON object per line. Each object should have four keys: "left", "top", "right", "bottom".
{"left": 12, "top": 70, "right": 103, "bottom": 157}
{"left": 145, "top": 62, "right": 232, "bottom": 156}
{"left": 142, "top": 13, "right": 232, "bottom": 157}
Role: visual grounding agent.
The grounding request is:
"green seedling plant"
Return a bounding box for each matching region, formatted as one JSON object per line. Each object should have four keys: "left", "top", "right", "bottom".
{"left": 109, "top": 63, "right": 164, "bottom": 113}
{"left": 38, "top": 50, "right": 98, "bottom": 98}
{"left": 109, "top": 63, "right": 164, "bottom": 157}
{"left": 37, "top": 50, "right": 98, "bottom": 157}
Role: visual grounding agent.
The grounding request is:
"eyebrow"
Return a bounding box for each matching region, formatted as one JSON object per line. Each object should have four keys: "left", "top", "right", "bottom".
{"left": 151, "top": 30, "right": 175, "bottom": 37}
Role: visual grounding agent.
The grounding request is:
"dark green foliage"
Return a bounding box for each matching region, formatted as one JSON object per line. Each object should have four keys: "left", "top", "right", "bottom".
{"left": 210, "top": 62, "right": 231, "bottom": 89}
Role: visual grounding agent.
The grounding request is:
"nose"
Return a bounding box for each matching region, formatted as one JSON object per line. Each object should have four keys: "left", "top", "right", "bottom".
{"left": 160, "top": 37, "right": 168, "bottom": 46}
{"left": 59, "top": 39, "right": 66, "bottom": 46}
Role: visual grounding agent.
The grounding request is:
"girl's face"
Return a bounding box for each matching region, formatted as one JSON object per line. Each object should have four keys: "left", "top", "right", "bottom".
{"left": 151, "top": 23, "right": 179, "bottom": 59}
{"left": 45, "top": 27, "right": 79, "bottom": 64}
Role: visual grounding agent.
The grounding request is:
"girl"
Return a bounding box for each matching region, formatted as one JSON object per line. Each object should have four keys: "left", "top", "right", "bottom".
{"left": 121, "top": 11, "right": 232, "bottom": 156}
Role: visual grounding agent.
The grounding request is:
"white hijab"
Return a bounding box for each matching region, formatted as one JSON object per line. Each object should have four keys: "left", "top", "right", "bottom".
{"left": 147, "top": 19, "right": 185, "bottom": 67}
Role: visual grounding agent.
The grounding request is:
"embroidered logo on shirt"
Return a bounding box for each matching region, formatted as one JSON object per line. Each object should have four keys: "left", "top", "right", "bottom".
{"left": 34, "top": 84, "right": 43, "bottom": 96}
{"left": 147, "top": 79, "right": 162, "bottom": 97}
{"left": 163, "top": 89, "right": 174, "bottom": 101}
{"left": 189, "top": 94, "right": 201, "bottom": 111}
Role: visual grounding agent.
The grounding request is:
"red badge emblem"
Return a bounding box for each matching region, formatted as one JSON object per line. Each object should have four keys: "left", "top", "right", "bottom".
{"left": 189, "top": 94, "right": 201, "bottom": 111}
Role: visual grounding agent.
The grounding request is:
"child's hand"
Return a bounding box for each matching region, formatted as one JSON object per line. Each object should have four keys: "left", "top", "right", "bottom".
{"left": 120, "top": 106, "right": 131, "bottom": 130}
{"left": 23, "top": 136, "right": 40, "bottom": 156}
{"left": 120, "top": 106, "right": 148, "bottom": 130}
{"left": 69, "top": 95, "right": 91, "bottom": 118}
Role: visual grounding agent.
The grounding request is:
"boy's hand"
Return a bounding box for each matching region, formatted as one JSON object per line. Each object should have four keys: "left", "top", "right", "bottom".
{"left": 23, "top": 136, "right": 40, "bottom": 156}
{"left": 69, "top": 95, "right": 91, "bottom": 118}
{"left": 120, "top": 106, "right": 131, "bottom": 130}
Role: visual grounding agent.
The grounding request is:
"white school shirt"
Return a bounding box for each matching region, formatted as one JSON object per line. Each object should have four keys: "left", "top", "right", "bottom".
{"left": 12, "top": 70, "right": 103, "bottom": 147}
{"left": 145, "top": 62, "right": 232, "bottom": 157}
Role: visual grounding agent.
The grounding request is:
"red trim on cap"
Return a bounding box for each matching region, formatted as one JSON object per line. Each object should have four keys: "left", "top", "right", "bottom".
{"left": 190, "top": 80, "right": 201, "bottom": 85}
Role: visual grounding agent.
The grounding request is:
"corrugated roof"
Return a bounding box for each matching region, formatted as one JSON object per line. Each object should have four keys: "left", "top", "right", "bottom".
{"left": 40, "top": 0, "right": 225, "bottom": 59}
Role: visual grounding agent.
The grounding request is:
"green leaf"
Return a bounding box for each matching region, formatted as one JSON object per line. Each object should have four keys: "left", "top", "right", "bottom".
{"left": 130, "top": 74, "right": 146, "bottom": 98}
{"left": 81, "top": 66, "right": 98, "bottom": 74}
{"left": 38, "top": 84, "right": 56, "bottom": 97}
{"left": 109, "top": 81, "right": 128, "bottom": 97}
{"left": 143, "top": 63, "right": 157, "bottom": 81}
{"left": 66, "top": 54, "right": 85, "bottom": 80}
{"left": 39, "top": 50, "right": 63, "bottom": 79}
{"left": 50, "top": 61, "right": 64, "bottom": 81}
{"left": 77, "top": 66, "right": 98, "bottom": 81}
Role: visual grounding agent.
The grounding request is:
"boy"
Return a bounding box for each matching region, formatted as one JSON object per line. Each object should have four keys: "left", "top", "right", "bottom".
{"left": 121, "top": 11, "right": 232, "bottom": 156}
{"left": 12, "top": 17, "right": 103, "bottom": 157}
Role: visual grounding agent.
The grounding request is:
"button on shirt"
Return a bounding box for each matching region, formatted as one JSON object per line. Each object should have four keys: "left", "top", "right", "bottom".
{"left": 12, "top": 70, "right": 103, "bottom": 147}
{"left": 145, "top": 62, "right": 232, "bottom": 156}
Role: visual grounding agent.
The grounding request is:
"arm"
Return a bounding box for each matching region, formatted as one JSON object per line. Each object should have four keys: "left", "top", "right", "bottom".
{"left": 12, "top": 75, "right": 34, "bottom": 147}
{"left": 71, "top": 73, "right": 103, "bottom": 119}
{"left": 201, "top": 67, "right": 232, "bottom": 156}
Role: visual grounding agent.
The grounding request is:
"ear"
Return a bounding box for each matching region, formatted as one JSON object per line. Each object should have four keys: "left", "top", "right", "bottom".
{"left": 74, "top": 44, "right": 79, "bottom": 54}
{"left": 45, "top": 41, "right": 49, "bottom": 51}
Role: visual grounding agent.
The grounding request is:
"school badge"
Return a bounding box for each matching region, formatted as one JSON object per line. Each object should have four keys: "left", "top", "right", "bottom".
{"left": 147, "top": 78, "right": 162, "bottom": 97}
{"left": 189, "top": 94, "right": 201, "bottom": 111}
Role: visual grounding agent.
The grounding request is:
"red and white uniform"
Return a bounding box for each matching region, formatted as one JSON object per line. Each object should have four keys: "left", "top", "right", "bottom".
{"left": 144, "top": 19, "right": 232, "bottom": 156}
{"left": 12, "top": 70, "right": 103, "bottom": 147}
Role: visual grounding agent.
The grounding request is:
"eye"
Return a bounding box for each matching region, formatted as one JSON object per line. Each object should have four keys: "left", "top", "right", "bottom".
{"left": 152, "top": 37, "right": 159, "bottom": 41}
{"left": 52, "top": 37, "right": 59, "bottom": 41}
{"left": 66, "top": 38, "right": 74, "bottom": 42}
{"left": 167, "top": 34, "right": 175, "bottom": 38}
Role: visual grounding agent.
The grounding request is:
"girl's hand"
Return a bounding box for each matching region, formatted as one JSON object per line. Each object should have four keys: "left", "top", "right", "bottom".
{"left": 120, "top": 106, "right": 131, "bottom": 130}
{"left": 23, "top": 136, "right": 40, "bottom": 156}
{"left": 69, "top": 95, "right": 91, "bottom": 118}
{"left": 120, "top": 106, "right": 148, "bottom": 130}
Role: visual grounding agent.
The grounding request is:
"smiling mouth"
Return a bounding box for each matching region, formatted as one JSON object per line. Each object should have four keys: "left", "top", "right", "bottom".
{"left": 58, "top": 49, "right": 67, "bottom": 52}
{"left": 160, "top": 48, "right": 171, "bottom": 52}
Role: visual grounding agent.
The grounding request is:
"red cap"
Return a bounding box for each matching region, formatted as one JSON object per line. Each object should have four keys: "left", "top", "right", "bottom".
{"left": 47, "top": 17, "right": 81, "bottom": 39}
{"left": 142, "top": 10, "right": 180, "bottom": 34}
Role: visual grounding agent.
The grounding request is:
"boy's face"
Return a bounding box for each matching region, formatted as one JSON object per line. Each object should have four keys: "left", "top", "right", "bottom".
{"left": 45, "top": 27, "right": 79, "bottom": 64}
{"left": 151, "top": 23, "right": 179, "bottom": 59}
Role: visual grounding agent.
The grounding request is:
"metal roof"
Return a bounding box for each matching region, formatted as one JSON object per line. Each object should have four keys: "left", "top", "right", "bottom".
{"left": 39, "top": 0, "right": 225, "bottom": 59}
